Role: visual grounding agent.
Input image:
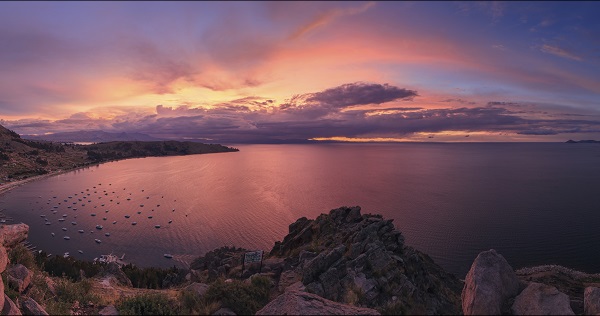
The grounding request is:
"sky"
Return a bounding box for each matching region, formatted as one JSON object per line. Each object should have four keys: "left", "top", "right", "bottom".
{"left": 1, "top": 1, "right": 600, "bottom": 143}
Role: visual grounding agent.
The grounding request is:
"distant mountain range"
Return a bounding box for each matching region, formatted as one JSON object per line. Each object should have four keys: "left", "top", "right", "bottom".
{"left": 565, "top": 139, "right": 600, "bottom": 143}
{"left": 23, "top": 130, "right": 163, "bottom": 143}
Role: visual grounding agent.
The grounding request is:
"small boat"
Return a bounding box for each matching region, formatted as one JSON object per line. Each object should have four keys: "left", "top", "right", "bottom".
{"left": 71, "top": 222, "right": 77, "bottom": 225}
{"left": 131, "top": 222, "right": 137, "bottom": 225}
{"left": 137, "top": 211, "right": 141, "bottom": 214}
{"left": 105, "top": 233, "right": 110, "bottom": 237}
{"left": 78, "top": 250, "right": 84, "bottom": 254}
{"left": 62, "top": 228, "right": 67, "bottom": 231}
{"left": 168, "top": 220, "right": 172, "bottom": 224}
{"left": 45, "top": 222, "right": 51, "bottom": 225}
{"left": 58, "top": 218, "right": 65, "bottom": 222}
{"left": 164, "top": 254, "right": 173, "bottom": 259}
{"left": 148, "top": 216, "right": 153, "bottom": 219}
{"left": 72, "top": 208, "right": 77, "bottom": 210}
{"left": 154, "top": 225, "right": 160, "bottom": 228}
{"left": 64, "top": 252, "right": 70, "bottom": 258}
{"left": 140, "top": 204, "right": 144, "bottom": 207}
{"left": 63, "top": 236, "right": 70, "bottom": 240}
{"left": 103, "top": 217, "right": 107, "bottom": 221}
{"left": 105, "top": 210, "right": 109, "bottom": 213}
{"left": 78, "top": 230, "right": 84, "bottom": 233}
{"left": 62, "top": 214, "right": 68, "bottom": 217}
{"left": 95, "top": 239, "right": 101, "bottom": 243}
{"left": 91, "top": 213, "right": 96, "bottom": 216}
{"left": 40, "top": 215, "right": 46, "bottom": 217}
{"left": 112, "top": 221, "right": 117, "bottom": 224}
{"left": 124, "top": 215, "right": 130, "bottom": 218}
{"left": 96, "top": 225, "right": 103, "bottom": 230}
{"left": 51, "top": 233, "right": 55, "bottom": 237}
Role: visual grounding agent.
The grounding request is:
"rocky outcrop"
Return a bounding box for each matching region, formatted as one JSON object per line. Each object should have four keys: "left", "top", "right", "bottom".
{"left": 21, "top": 297, "right": 49, "bottom": 316}
{"left": 102, "top": 262, "right": 132, "bottom": 287}
{"left": 0, "top": 224, "right": 29, "bottom": 248}
{"left": 256, "top": 290, "right": 380, "bottom": 315}
{"left": 585, "top": 287, "right": 600, "bottom": 315}
{"left": 461, "top": 249, "right": 520, "bottom": 315}
{"left": 7, "top": 264, "right": 33, "bottom": 293}
{"left": 184, "top": 282, "right": 210, "bottom": 298}
{"left": 2, "top": 294, "right": 21, "bottom": 315}
{"left": 212, "top": 307, "right": 236, "bottom": 315}
{"left": 511, "top": 282, "right": 574, "bottom": 315}
{"left": 269, "top": 206, "right": 462, "bottom": 314}
{"left": 98, "top": 305, "right": 119, "bottom": 315}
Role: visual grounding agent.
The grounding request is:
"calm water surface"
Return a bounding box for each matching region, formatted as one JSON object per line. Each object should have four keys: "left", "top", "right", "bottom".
{"left": 1, "top": 143, "right": 599, "bottom": 277}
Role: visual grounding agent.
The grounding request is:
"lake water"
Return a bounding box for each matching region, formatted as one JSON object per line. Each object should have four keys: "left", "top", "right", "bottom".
{"left": 1, "top": 143, "right": 599, "bottom": 278}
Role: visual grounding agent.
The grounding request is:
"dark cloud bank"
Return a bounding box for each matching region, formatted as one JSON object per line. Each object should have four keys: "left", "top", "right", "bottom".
{"left": 4, "top": 82, "right": 600, "bottom": 143}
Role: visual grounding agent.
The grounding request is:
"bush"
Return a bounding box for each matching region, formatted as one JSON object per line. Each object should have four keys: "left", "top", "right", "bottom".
{"left": 45, "top": 278, "right": 101, "bottom": 315}
{"left": 203, "top": 276, "right": 271, "bottom": 315}
{"left": 122, "top": 264, "right": 186, "bottom": 289}
{"left": 8, "top": 243, "right": 36, "bottom": 270}
{"left": 117, "top": 293, "right": 179, "bottom": 315}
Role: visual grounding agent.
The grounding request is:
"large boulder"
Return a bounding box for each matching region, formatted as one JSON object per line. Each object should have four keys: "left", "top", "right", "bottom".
{"left": 511, "top": 282, "right": 574, "bottom": 315}
{"left": 7, "top": 263, "right": 33, "bottom": 293}
{"left": 461, "top": 249, "right": 520, "bottom": 315}
{"left": 21, "top": 297, "right": 49, "bottom": 316}
{"left": 256, "top": 290, "right": 380, "bottom": 315}
{"left": 585, "top": 287, "right": 600, "bottom": 315}
{"left": 0, "top": 223, "right": 29, "bottom": 247}
{"left": 184, "top": 282, "right": 210, "bottom": 298}
{"left": 98, "top": 305, "right": 119, "bottom": 315}
{"left": 0, "top": 246, "right": 8, "bottom": 273}
{"left": 2, "top": 294, "right": 21, "bottom": 315}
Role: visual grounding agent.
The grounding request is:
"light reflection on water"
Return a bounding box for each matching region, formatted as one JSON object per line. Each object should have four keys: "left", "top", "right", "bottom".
{"left": 1, "top": 143, "right": 599, "bottom": 277}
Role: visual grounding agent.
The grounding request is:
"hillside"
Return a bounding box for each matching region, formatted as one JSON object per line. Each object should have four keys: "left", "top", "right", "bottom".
{"left": 0, "top": 124, "right": 238, "bottom": 184}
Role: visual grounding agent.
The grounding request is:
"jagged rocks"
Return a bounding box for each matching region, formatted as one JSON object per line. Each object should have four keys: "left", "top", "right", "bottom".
{"left": 21, "top": 297, "right": 49, "bottom": 316}
{"left": 511, "top": 282, "right": 574, "bottom": 315}
{"left": 256, "top": 290, "right": 380, "bottom": 315}
{"left": 102, "top": 262, "right": 132, "bottom": 287}
{"left": 462, "top": 249, "right": 520, "bottom": 315}
{"left": 7, "top": 264, "right": 33, "bottom": 293}
{"left": 1, "top": 294, "right": 21, "bottom": 315}
{"left": 0, "top": 224, "right": 29, "bottom": 247}
{"left": 270, "top": 206, "right": 462, "bottom": 314}
{"left": 585, "top": 287, "right": 600, "bottom": 315}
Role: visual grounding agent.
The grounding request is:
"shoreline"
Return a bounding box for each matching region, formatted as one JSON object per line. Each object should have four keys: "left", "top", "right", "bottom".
{"left": 0, "top": 164, "right": 101, "bottom": 197}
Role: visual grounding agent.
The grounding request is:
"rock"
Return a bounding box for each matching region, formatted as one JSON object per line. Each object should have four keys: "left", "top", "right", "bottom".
{"left": 285, "top": 281, "right": 306, "bottom": 292}
{"left": 1, "top": 294, "right": 21, "bottom": 315}
{"left": 461, "top": 249, "right": 520, "bottom": 315}
{"left": 0, "top": 246, "right": 8, "bottom": 273}
{"left": 256, "top": 290, "right": 380, "bottom": 315}
{"left": 511, "top": 282, "right": 574, "bottom": 315}
{"left": 7, "top": 263, "right": 33, "bottom": 293}
{"left": 584, "top": 287, "right": 600, "bottom": 315}
{"left": 0, "top": 223, "right": 29, "bottom": 247}
{"left": 185, "top": 282, "right": 210, "bottom": 298}
{"left": 0, "top": 280, "right": 4, "bottom": 311}
{"left": 98, "top": 305, "right": 119, "bottom": 315}
{"left": 21, "top": 297, "right": 49, "bottom": 315}
{"left": 302, "top": 244, "right": 346, "bottom": 284}
{"left": 278, "top": 270, "right": 302, "bottom": 293}
{"left": 212, "top": 307, "right": 236, "bottom": 315}
{"left": 102, "top": 262, "right": 132, "bottom": 287}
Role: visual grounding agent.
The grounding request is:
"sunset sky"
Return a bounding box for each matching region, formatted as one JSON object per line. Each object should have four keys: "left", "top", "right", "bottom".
{"left": 1, "top": 1, "right": 600, "bottom": 143}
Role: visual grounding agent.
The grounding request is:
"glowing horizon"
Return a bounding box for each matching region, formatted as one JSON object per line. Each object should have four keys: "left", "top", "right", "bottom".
{"left": 1, "top": 1, "right": 599, "bottom": 143}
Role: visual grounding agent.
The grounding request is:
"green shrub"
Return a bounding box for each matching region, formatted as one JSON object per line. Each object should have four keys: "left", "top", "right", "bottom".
{"left": 45, "top": 278, "right": 101, "bottom": 315}
{"left": 203, "top": 276, "right": 271, "bottom": 315}
{"left": 117, "top": 293, "right": 179, "bottom": 315}
{"left": 8, "top": 243, "right": 36, "bottom": 270}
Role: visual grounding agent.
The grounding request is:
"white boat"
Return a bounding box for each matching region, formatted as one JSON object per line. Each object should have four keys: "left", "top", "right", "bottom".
{"left": 91, "top": 213, "right": 96, "bottom": 216}
{"left": 63, "top": 236, "right": 70, "bottom": 240}
{"left": 95, "top": 239, "right": 101, "bottom": 243}
{"left": 131, "top": 222, "right": 137, "bottom": 225}
{"left": 168, "top": 220, "right": 172, "bottom": 224}
{"left": 64, "top": 252, "right": 70, "bottom": 258}
{"left": 112, "top": 221, "right": 117, "bottom": 224}
{"left": 78, "top": 250, "right": 83, "bottom": 254}
{"left": 155, "top": 225, "right": 160, "bottom": 228}
{"left": 96, "top": 225, "right": 103, "bottom": 229}
{"left": 45, "top": 222, "right": 51, "bottom": 225}
{"left": 71, "top": 222, "right": 77, "bottom": 225}
{"left": 62, "top": 228, "right": 67, "bottom": 231}
{"left": 78, "top": 230, "right": 84, "bottom": 233}
{"left": 164, "top": 254, "right": 173, "bottom": 259}
{"left": 105, "top": 233, "right": 110, "bottom": 236}
{"left": 124, "top": 215, "right": 130, "bottom": 218}
{"left": 51, "top": 233, "right": 55, "bottom": 237}
{"left": 58, "top": 218, "right": 65, "bottom": 222}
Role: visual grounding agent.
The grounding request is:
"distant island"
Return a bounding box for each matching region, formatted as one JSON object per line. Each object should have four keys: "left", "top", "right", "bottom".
{"left": 0, "top": 124, "right": 238, "bottom": 186}
{"left": 566, "top": 139, "right": 600, "bottom": 143}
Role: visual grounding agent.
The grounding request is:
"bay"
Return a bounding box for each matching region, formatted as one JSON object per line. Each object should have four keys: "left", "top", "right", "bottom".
{"left": 1, "top": 143, "right": 599, "bottom": 278}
